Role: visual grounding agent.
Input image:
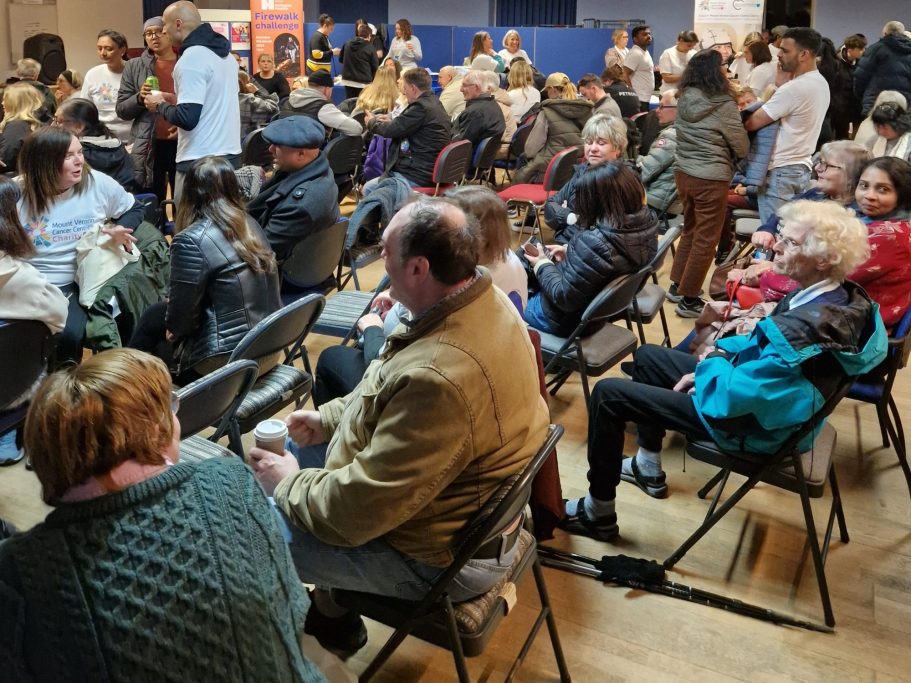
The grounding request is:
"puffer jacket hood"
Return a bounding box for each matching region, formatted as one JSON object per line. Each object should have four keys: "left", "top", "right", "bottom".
{"left": 288, "top": 87, "right": 325, "bottom": 109}
{"left": 179, "top": 22, "right": 231, "bottom": 58}
{"left": 677, "top": 89, "right": 729, "bottom": 123}
{"left": 80, "top": 136, "right": 136, "bottom": 191}
{"left": 883, "top": 32, "right": 911, "bottom": 56}
{"left": 542, "top": 98, "right": 592, "bottom": 126}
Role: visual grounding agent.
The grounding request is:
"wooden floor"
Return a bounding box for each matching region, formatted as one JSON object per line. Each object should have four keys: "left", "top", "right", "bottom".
{"left": 2, "top": 227, "right": 910, "bottom": 682}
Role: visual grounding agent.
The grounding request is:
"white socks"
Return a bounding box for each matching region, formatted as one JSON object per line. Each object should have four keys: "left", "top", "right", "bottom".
{"left": 566, "top": 495, "right": 616, "bottom": 520}
{"left": 634, "top": 447, "right": 663, "bottom": 476}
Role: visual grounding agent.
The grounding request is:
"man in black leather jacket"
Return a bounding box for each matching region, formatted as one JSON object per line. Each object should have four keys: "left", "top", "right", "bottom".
{"left": 246, "top": 116, "right": 340, "bottom": 261}
{"left": 363, "top": 68, "right": 451, "bottom": 188}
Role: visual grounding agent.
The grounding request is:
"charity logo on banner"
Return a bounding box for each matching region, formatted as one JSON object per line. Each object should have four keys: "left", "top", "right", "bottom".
{"left": 694, "top": 0, "right": 765, "bottom": 62}
{"left": 250, "top": 0, "right": 303, "bottom": 80}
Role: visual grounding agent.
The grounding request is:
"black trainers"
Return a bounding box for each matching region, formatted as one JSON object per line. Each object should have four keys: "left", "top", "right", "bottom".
{"left": 620, "top": 457, "right": 668, "bottom": 498}
{"left": 558, "top": 497, "right": 619, "bottom": 542}
{"left": 675, "top": 296, "right": 706, "bottom": 318}
{"left": 304, "top": 594, "right": 368, "bottom": 655}
{"left": 667, "top": 284, "right": 704, "bottom": 304}
{"left": 619, "top": 361, "right": 634, "bottom": 379}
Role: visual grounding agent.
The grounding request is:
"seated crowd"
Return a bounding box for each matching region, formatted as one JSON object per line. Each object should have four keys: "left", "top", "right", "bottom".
{"left": 1, "top": 3, "right": 911, "bottom": 677}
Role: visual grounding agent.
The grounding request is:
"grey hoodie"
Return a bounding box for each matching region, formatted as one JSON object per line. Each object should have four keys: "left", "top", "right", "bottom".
{"left": 285, "top": 88, "right": 363, "bottom": 136}
{"left": 674, "top": 88, "right": 749, "bottom": 182}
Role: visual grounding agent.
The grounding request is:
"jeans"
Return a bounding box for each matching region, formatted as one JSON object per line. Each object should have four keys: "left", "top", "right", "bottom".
{"left": 279, "top": 440, "right": 518, "bottom": 602}
{"left": 362, "top": 171, "right": 417, "bottom": 196}
{"left": 758, "top": 164, "right": 811, "bottom": 224}
{"left": 522, "top": 293, "right": 555, "bottom": 333}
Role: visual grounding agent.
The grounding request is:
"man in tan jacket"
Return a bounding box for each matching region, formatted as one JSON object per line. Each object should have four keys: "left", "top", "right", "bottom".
{"left": 251, "top": 198, "right": 549, "bottom": 654}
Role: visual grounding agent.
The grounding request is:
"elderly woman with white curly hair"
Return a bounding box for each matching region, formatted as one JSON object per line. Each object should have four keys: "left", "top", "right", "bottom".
{"left": 562, "top": 198, "right": 888, "bottom": 540}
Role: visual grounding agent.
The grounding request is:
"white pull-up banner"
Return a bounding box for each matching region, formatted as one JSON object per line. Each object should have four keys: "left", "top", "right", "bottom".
{"left": 693, "top": 0, "right": 766, "bottom": 61}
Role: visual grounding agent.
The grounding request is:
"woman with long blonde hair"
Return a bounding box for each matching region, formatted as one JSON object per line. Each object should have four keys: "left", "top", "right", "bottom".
{"left": 506, "top": 60, "right": 540, "bottom": 120}
{"left": 355, "top": 66, "right": 401, "bottom": 114}
{"left": 130, "top": 155, "right": 280, "bottom": 382}
{"left": 0, "top": 82, "right": 46, "bottom": 171}
{"left": 468, "top": 31, "right": 504, "bottom": 72}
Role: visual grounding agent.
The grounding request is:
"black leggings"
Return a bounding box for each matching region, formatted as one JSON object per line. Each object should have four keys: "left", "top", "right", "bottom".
{"left": 129, "top": 301, "right": 202, "bottom": 385}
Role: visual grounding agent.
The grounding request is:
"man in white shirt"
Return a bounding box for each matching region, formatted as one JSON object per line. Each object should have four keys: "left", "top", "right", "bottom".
{"left": 745, "top": 27, "right": 829, "bottom": 223}
{"left": 623, "top": 25, "right": 655, "bottom": 112}
{"left": 658, "top": 30, "right": 698, "bottom": 94}
{"left": 143, "top": 1, "right": 241, "bottom": 200}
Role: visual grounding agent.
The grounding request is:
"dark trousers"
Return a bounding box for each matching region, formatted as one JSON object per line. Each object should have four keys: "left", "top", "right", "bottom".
{"left": 151, "top": 138, "right": 178, "bottom": 203}
{"left": 587, "top": 344, "right": 709, "bottom": 501}
{"left": 53, "top": 283, "right": 88, "bottom": 368}
{"left": 129, "top": 301, "right": 201, "bottom": 385}
{"left": 671, "top": 171, "right": 730, "bottom": 297}
{"left": 313, "top": 345, "right": 368, "bottom": 407}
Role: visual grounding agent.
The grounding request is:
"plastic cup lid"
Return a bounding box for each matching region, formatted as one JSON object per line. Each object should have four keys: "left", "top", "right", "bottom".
{"left": 255, "top": 419, "right": 287, "bottom": 438}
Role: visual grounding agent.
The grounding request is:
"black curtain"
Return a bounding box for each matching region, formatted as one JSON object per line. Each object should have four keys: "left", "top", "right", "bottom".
{"left": 143, "top": 0, "right": 171, "bottom": 21}
{"left": 496, "top": 0, "right": 577, "bottom": 27}
{"left": 320, "top": 0, "right": 388, "bottom": 25}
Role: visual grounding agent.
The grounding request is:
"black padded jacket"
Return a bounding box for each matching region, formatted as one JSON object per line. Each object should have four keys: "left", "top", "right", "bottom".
{"left": 166, "top": 217, "right": 281, "bottom": 373}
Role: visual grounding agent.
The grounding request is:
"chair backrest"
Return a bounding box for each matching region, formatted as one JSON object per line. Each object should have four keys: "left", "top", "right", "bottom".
{"left": 227, "top": 294, "right": 326, "bottom": 367}
{"left": 431, "top": 140, "right": 473, "bottom": 185}
{"left": 337, "top": 96, "right": 358, "bottom": 114}
{"left": 281, "top": 218, "right": 349, "bottom": 290}
{"left": 542, "top": 145, "right": 581, "bottom": 193}
{"left": 241, "top": 128, "right": 274, "bottom": 168}
{"left": 570, "top": 270, "right": 652, "bottom": 339}
{"left": 890, "top": 306, "right": 911, "bottom": 369}
{"left": 472, "top": 135, "right": 500, "bottom": 172}
{"left": 176, "top": 359, "right": 259, "bottom": 440}
{"left": 325, "top": 135, "right": 364, "bottom": 176}
{"left": 510, "top": 120, "right": 534, "bottom": 157}
{"left": 649, "top": 224, "right": 681, "bottom": 274}
{"left": 0, "top": 320, "right": 53, "bottom": 409}
{"left": 424, "top": 425, "right": 564, "bottom": 604}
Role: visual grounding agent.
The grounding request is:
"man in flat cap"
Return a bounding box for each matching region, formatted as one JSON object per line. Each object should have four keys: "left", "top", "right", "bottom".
{"left": 246, "top": 116, "right": 340, "bottom": 261}
{"left": 280, "top": 70, "right": 363, "bottom": 136}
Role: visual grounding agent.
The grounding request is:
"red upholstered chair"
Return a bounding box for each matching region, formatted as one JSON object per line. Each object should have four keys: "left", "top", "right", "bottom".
{"left": 412, "top": 140, "right": 473, "bottom": 196}
{"left": 497, "top": 145, "right": 581, "bottom": 241}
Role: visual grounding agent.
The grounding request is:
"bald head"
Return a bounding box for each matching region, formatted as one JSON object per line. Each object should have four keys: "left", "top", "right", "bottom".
{"left": 438, "top": 65, "right": 456, "bottom": 87}
{"left": 163, "top": 0, "right": 201, "bottom": 46}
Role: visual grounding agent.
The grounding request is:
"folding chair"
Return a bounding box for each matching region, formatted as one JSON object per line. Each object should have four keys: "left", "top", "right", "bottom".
{"left": 412, "top": 140, "right": 473, "bottom": 196}
{"left": 333, "top": 425, "right": 571, "bottom": 683}
{"left": 464, "top": 135, "right": 499, "bottom": 185}
{"left": 280, "top": 218, "right": 349, "bottom": 303}
{"left": 325, "top": 135, "right": 364, "bottom": 203}
{"left": 175, "top": 360, "right": 259, "bottom": 463}
{"left": 224, "top": 295, "right": 325, "bottom": 454}
{"left": 312, "top": 274, "right": 391, "bottom": 345}
{"left": 615, "top": 225, "right": 682, "bottom": 348}
{"left": 719, "top": 208, "right": 763, "bottom": 265}
{"left": 493, "top": 121, "right": 533, "bottom": 183}
{"left": 0, "top": 320, "right": 54, "bottom": 460}
{"left": 338, "top": 241, "right": 384, "bottom": 291}
{"left": 241, "top": 127, "right": 274, "bottom": 168}
{"left": 664, "top": 378, "right": 856, "bottom": 628}
{"left": 532, "top": 271, "right": 646, "bottom": 406}
{"left": 497, "top": 145, "right": 581, "bottom": 241}
{"left": 846, "top": 306, "right": 911, "bottom": 501}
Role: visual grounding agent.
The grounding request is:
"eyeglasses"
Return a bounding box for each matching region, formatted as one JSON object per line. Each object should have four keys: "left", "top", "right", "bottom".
{"left": 657, "top": 104, "right": 677, "bottom": 110}
{"left": 814, "top": 160, "right": 843, "bottom": 172}
{"left": 170, "top": 390, "right": 180, "bottom": 414}
{"left": 776, "top": 234, "right": 804, "bottom": 250}
{"left": 143, "top": 30, "right": 163, "bottom": 38}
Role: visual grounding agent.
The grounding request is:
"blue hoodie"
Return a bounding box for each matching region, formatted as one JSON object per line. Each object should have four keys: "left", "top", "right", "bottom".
{"left": 693, "top": 281, "right": 887, "bottom": 454}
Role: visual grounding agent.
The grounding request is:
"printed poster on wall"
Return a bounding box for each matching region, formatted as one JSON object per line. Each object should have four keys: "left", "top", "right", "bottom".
{"left": 250, "top": 0, "right": 304, "bottom": 81}
{"left": 694, "top": 0, "right": 765, "bottom": 63}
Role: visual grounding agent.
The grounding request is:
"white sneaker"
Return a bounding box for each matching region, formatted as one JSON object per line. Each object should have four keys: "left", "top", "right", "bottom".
{"left": 511, "top": 221, "right": 539, "bottom": 234}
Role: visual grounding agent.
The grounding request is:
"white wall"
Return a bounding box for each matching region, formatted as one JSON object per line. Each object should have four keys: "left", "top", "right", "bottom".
{"left": 813, "top": 3, "right": 908, "bottom": 46}
{"left": 57, "top": 0, "right": 143, "bottom": 76}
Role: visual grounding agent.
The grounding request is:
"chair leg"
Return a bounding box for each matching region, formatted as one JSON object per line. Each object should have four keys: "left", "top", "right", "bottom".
{"left": 531, "top": 557, "right": 572, "bottom": 683}
{"left": 793, "top": 458, "right": 836, "bottom": 628}
{"left": 442, "top": 595, "right": 471, "bottom": 683}
{"left": 358, "top": 624, "right": 414, "bottom": 683}
{"left": 828, "top": 466, "right": 850, "bottom": 544}
{"left": 351, "top": 264, "right": 361, "bottom": 291}
{"left": 697, "top": 470, "right": 726, "bottom": 499}
{"left": 227, "top": 420, "right": 244, "bottom": 457}
{"left": 875, "top": 402, "right": 891, "bottom": 449}
{"left": 546, "top": 368, "right": 572, "bottom": 397}
{"left": 577, "top": 346, "right": 591, "bottom": 410}
{"left": 884, "top": 399, "right": 911, "bottom": 500}
{"left": 657, "top": 305, "right": 672, "bottom": 348}
{"left": 664, "top": 467, "right": 765, "bottom": 568}
{"left": 703, "top": 469, "right": 732, "bottom": 519}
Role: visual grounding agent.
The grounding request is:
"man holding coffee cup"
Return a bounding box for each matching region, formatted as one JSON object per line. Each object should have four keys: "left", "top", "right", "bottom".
{"left": 250, "top": 198, "right": 549, "bottom": 654}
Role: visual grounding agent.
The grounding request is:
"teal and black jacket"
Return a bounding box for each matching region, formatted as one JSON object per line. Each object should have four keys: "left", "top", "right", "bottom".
{"left": 693, "top": 281, "right": 888, "bottom": 454}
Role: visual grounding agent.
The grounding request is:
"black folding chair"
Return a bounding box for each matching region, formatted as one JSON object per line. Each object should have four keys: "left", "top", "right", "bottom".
{"left": 325, "top": 135, "right": 365, "bottom": 203}
{"left": 665, "top": 378, "right": 856, "bottom": 628}
{"left": 241, "top": 128, "right": 274, "bottom": 169}
{"left": 312, "top": 274, "right": 391, "bottom": 345}
{"left": 280, "top": 218, "right": 349, "bottom": 303}
{"left": 846, "top": 305, "right": 911, "bottom": 501}
{"left": 533, "top": 271, "right": 647, "bottom": 406}
{"left": 224, "top": 295, "right": 325, "bottom": 454}
{"left": 493, "top": 120, "right": 533, "bottom": 183}
{"left": 0, "top": 320, "right": 54, "bottom": 455}
{"left": 333, "top": 425, "right": 571, "bottom": 683}
{"left": 175, "top": 359, "right": 259, "bottom": 463}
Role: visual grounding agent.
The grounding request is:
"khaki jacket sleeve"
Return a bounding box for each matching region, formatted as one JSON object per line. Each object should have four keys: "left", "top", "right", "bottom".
{"left": 275, "top": 368, "right": 474, "bottom": 547}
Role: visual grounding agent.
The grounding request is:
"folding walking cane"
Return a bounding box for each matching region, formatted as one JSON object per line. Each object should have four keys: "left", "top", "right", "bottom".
{"left": 537, "top": 546, "right": 833, "bottom": 633}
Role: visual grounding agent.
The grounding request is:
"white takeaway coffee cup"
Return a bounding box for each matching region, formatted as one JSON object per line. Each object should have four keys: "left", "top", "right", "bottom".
{"left": 253, "top": 419, "right": 288, "bottom": 455}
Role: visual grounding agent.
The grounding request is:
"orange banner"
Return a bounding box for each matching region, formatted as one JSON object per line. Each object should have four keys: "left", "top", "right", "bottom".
{"left": 250, "top": 0, "right": 304, "bottom": 81}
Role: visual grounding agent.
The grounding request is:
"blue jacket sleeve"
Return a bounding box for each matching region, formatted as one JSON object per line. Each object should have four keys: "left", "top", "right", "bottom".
{"left": 158, "top": 102, "right": 203, "bottom": 131}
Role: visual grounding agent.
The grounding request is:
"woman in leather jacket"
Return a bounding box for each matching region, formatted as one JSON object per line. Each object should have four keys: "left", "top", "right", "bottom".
{"left": 130, "top": 156, "right": 281, "bottom": 383}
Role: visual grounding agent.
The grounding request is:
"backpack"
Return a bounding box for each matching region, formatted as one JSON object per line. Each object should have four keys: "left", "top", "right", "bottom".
{"left": 23, "top": 33, "right": 66, "bottom": 86}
